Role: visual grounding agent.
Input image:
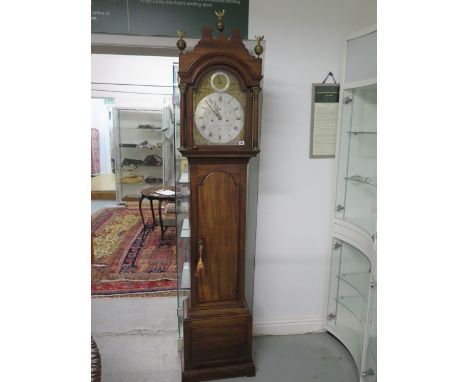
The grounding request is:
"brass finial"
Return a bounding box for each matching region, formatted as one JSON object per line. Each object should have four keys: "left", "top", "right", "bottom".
{"left": 176, "top": 30, "right": 186, "bottom": 51}
{"left": 215, "top": 9, "right": 225, "bottom": 32}
{"left": 254, "top": 35, "right": 264, "bottom": 57}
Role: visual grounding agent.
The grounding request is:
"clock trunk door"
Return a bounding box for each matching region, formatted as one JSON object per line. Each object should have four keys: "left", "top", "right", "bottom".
{"left": 191, "top": 161, "right": 246, "bottom": 309}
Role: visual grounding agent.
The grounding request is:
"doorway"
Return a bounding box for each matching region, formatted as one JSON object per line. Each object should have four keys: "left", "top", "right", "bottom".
{"left": 91, "top": 97, "right": 115, "bottom": 200}
{"left": 91, "top": 53, "right": 178, "bottom": 203}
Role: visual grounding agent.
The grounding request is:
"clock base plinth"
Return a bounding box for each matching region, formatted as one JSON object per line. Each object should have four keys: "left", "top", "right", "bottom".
{"left": 182, "top": 300, "right": 255, "bottom": 382}
{"left": 182, "top": 361, "right": 255, "bottom": 382}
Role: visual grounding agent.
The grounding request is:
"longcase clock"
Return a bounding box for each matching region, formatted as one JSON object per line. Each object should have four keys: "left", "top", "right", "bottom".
{"left": 176, "top": 13, "right": 264, "bottom": 382}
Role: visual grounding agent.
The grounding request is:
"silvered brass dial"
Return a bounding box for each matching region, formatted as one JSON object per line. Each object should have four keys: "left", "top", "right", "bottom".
{"left": 194, "top": 92, "right": 244, "bottom": 144}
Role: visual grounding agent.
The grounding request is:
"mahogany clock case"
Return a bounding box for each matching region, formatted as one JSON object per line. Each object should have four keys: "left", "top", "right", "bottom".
{"left": 177, "top": 26, "right": 263, "bottom": 382}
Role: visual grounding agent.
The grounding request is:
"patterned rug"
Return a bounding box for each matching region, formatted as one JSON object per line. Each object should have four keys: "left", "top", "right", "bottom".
{"left": 91, "top": 207, "right": 178, "bottom": 297}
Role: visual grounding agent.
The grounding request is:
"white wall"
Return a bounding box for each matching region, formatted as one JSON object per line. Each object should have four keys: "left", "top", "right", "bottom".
{"left": 248, "top": 0, "right": 376, "bottom": 334}
{"left": 91, "top": 54, "right": 177, "bottom": 109}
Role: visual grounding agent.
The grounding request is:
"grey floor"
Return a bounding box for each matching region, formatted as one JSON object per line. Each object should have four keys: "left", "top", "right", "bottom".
{"left": 93, "top": 332, "right": 358, "bottom": 382}
{"left": 215, "top": 333, "right": 358, "bottom": 382}
{"left": 92, "top": 296, "right": 358, "bottom": 382}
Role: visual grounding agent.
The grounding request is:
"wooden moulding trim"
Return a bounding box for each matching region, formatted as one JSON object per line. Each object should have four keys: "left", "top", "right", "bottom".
{"left": 187, "top": 306, "right": 252, "bottom": 319}
{"left": 180, "top": 53, "right": 262, "bottom": 88}
{"left": 179, "top": 27, "right": 261, "bottom": 77}
{"left": 192, "top": 300, "right": 243, "bottom": 311}
{"left": 186, "top": 87, "right": 194, "bottom": 148}
{"left": 252, "top": 86, "right": 262, "bottom": 149}
{"left": 182, "top": 362, "right": 255, "bottom": 382}
{"left": 179, "top": 82, "right": 187, "bottom": 147}
{"left": 179, "top": 148, "right": 260, "bottom": 158}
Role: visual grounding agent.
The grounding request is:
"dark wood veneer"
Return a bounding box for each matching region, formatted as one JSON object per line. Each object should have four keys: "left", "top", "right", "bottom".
{"left": 179, "top": 24, "right": 262, "bottom": 382}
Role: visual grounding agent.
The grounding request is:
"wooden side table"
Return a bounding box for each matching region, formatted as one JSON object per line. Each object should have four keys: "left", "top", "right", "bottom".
{"left": 139, "top": 187, "right": 175, "bottom": 242}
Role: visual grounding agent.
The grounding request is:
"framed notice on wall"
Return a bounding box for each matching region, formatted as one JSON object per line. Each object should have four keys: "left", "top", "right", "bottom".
{"left": 309, "top": 83, "right": 340, "bottom": 158}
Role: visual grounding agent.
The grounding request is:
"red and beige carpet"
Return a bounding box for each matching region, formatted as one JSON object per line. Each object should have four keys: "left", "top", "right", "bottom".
{"left": 91, "top": 207, "right": 178, "bottom": 297}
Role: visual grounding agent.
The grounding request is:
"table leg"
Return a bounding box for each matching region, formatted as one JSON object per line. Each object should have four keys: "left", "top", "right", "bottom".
{"left": 139, "top": 195, "right": 146, "bottom": 228}
{"left": 158, "top": 199, "right": 165, "bottom": 243}
{"left": 150, "top": 199, "right": 156, "bottom": 230}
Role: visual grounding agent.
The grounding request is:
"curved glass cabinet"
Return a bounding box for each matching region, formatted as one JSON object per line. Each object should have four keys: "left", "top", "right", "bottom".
{"left": 326, "top": 26, "right": 377, "bottom": 381}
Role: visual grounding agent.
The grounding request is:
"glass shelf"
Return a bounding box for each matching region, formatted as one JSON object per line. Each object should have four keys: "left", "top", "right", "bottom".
{"left": 342, "top": 217, "right": 376, "bottom": 236}
{"left": 347, "top": 131, "right": 376, "bottom": 135}
{"left": 120, "top": 165, "right": 163, "bottom": 170}
{"left": 334, "top": 296, "right": 367, "bottom": 325}
{"left": 337, "top": 272, "right": 370, "bottom": 301}
{"left": 121, "top": 182, "right": 166, "bottom": 187}
{"left": 120, "top": 126, "right": 162, "bottom": 130}
{"left": 120, "top": 144, "right": 162, "bottom": 149}
{"left": 344, "top": 176, "right": 376, "bottom": 187}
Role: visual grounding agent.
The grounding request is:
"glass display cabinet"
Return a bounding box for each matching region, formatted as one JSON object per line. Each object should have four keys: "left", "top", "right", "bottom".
{"left": 325, "top": 26, "right": 377, "bottom": 381}
{"left": 114, "top": 108, "right": 165, "bottom": 201}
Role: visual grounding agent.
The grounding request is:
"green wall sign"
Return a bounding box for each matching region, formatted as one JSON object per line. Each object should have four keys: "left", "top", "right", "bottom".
{"left": 91, "top": 0, "right": 249, "bottom": 39}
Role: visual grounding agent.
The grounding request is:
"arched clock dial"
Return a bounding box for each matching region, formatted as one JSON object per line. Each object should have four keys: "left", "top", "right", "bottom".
{"left": 194, "top": 92, "right": 244, "bottom": 144}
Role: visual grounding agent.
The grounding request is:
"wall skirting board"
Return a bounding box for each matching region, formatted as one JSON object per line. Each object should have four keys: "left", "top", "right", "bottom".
{"left": 253, "top": 317, "right": 324, "bottom": 336}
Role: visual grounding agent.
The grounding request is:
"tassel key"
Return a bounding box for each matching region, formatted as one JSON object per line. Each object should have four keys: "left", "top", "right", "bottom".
{"left": 195, "top": 238, "right": 205, "bottom": 278}
{"left": 195, "top": 257, "right": 205, "bottom": 278}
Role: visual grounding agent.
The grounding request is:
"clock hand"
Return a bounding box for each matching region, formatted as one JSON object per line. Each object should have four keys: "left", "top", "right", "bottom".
{"left": 213, "top": 101, "right": 223, "bottom": 120}
{"left": 206, "top": 101, "right": 219, "bottom": 117}
{"left": 208, "top": 100, "right": 222, "bottom": 120}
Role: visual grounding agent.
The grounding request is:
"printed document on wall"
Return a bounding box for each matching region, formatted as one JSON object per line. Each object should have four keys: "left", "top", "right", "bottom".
{"left": 310, "top": 84, "right": 340, "bottom": 158}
